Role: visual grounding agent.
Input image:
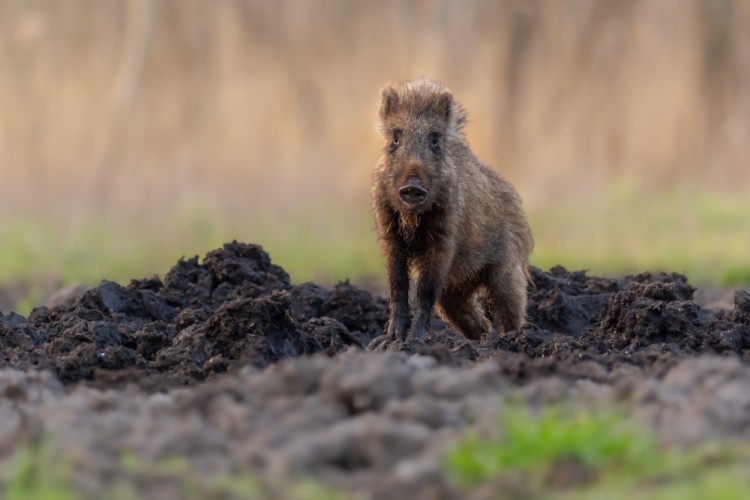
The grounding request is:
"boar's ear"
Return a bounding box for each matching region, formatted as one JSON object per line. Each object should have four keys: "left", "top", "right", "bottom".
{"left": 437, "top": 90, "right": 467, "bottom": 133}
{"left": 379, "top": 85, "right": 400, "bottom": 119}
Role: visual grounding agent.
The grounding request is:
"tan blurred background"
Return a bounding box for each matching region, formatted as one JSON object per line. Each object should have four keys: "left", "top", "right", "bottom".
{"left": 1, "top": 0, "right": 749, "bottom": 309}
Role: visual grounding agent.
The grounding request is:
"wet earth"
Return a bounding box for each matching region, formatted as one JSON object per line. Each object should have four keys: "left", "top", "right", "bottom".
{"left": 0, "top": 241, "right": 749, "bottom": 498}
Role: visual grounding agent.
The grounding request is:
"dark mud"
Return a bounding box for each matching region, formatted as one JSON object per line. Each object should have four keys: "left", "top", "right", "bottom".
{"left": 1, "top": 243, "right": 748, "bottom": 391}
{"left": 1, "top": 243, "right": 389, "bottom": 391}
{"left": 0, "top": 241, "right": 749, "bottom": 498}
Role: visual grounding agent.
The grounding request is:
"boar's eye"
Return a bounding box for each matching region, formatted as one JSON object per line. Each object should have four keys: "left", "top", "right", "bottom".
{"left": 428, "top": 132, "right": 441, "bottom": 154}
{"left": 390, "top": 129, "right": 402, "bottom": 150}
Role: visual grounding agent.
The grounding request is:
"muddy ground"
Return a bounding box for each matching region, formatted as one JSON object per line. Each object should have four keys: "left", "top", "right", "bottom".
{"left": 0, "top": 241, "right": 749, "bottom": 498}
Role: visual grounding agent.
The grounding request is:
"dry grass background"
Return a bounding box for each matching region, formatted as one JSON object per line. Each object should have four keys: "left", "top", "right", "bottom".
{"left": 1, "top": 0, "right": 749, "bottom": 304}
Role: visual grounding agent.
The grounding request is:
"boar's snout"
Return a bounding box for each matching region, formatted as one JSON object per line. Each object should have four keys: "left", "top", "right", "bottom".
{"left": 398, "top": 177, "right": 428, "bottom": 206}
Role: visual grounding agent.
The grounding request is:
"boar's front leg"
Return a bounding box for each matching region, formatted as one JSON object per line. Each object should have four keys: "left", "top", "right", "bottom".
{"left": 409, "top": 242, "right": 455, "bottom": 343}
{"left": 384, "top": 241, "right": 410, "bottom": 341}
{"left": 375, "top": 207, "right": 411, "bottom": 342}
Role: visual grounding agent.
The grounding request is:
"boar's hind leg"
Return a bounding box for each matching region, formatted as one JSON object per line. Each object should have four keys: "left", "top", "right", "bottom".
{"left": 486, "top": 263, "right": 528, "bottom": 333}
{"left": 437, "top": 284, "right": 491, "bottom": 341}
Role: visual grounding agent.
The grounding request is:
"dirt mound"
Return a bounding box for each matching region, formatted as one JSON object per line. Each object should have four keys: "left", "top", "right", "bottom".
{"left": 0, "top": 242, "right": 388, "bottom": 391}
{"left": 1, "top": 241, "right": 750, "bottom": 498}
{"left": 1, "top": 242, "right": 748, "bottom": 393}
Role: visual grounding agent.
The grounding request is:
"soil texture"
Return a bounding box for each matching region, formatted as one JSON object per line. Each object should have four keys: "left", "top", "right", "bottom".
{"left": 1, "top": 241, "right": 749, "bottom": 498}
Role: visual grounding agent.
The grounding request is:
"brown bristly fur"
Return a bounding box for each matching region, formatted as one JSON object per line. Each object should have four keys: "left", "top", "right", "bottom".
{"left": 371, "top": 78, "right": 534, "bottom": 343}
